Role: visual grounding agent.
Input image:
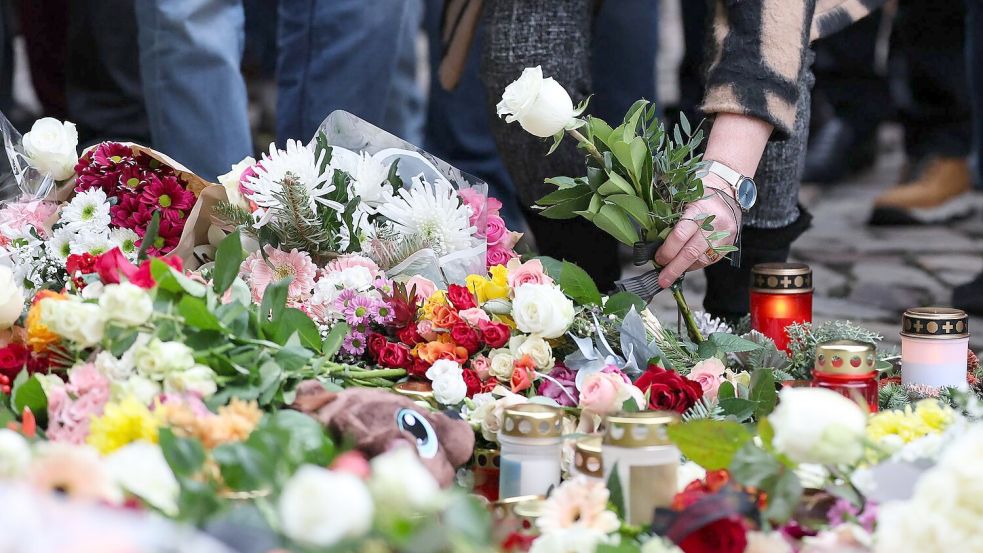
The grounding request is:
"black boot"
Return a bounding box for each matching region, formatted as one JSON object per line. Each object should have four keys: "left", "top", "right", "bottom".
{"left": 703, "top": 209, "right": 813, "bottom": 322}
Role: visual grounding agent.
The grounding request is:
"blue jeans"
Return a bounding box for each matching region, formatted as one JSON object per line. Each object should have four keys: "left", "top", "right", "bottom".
{"left": 134, "top": 0, "right": 252, "bottom": 181}
{"left": 277, "top": 0, "right": 424, "bottom": 145}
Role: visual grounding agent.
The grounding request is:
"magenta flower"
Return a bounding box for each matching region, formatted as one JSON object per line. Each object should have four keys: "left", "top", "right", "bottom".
{"left": 538, "top": 364, "right": 580, "bottom": 407}
{"left": 140, "top": 174, "right": 195, "bottom": 220}
{"left": 341, "top": 330, "right": 367, "bottom": 356}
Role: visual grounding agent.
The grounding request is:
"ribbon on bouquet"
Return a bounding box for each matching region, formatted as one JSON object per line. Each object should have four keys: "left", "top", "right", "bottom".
{"left": 614, "top": 240, "right": 665, "bottom": 302}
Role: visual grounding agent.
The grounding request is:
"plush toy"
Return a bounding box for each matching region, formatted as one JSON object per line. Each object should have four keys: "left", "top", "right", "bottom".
{"left": 292, "top": 382, "right": 475, "bottom": 487}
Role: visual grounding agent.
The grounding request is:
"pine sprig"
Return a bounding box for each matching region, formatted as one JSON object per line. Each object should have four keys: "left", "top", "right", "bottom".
{"left": 268, "top": 173, "right": 336, "bottom": 263}
{"left": 653, "top": 327, "right": 700, "bottom": 371}
{"left": 212, "top": 201, "right": 254, "bottom": 228}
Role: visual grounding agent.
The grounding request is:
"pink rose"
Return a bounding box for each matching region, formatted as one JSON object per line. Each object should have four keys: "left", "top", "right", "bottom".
{"left": 330, "top": 450, "right": 371, "bottom": 479}
{"left": 486, "top": 245, "right": 516, "bottom": 268}
{"left": 486, "top": 215, "right": 507, "bottom": 245}
{"left": 470, "top": 355, "right": 492, "bottom": 381}
{"left": 686, "top": 358, "right": 726, "bottom": 401}
{"left": 460, "top": 188, "right": 502, "bottom": 229}
{"left": 405, "top": 275, "right": 437, "bottom": 303}
{"left": 500, "top": 230, "right": 523, "bottom": 250}
{"left": 416, "top": 319, "right": 439, "bottom": 342}
{"left": 506, "top": 258, "right": 553, "bottom": 289}
{"left": 579, "top": 372, "right": 628, "bottom": 415}
{"left": 458, "top": 307, "right": 490, "bottom": 327}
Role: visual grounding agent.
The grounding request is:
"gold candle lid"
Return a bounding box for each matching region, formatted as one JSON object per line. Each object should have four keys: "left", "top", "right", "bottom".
{"left": 901, "top": 307, "right": 969, "bottom": 339}
{"left": 574, "top": 436, "right": 604, "bottom": 478}
{"left": 603, "top": 411, "right": 679, "bottom": 448}
{"left": 392, "top": 381, "right": 436, "bottom": 405}
{"left": 501, "top": 404, "right": 563, "bottom": 438}
{"left": 750, "top": 262, "right": 813, "bottom": 294}
{"left": 492, "top": 495, "right": 544, "bottom": 520}
{"left": 473, "top": 448, "right": 500, "bottom": 469}
{"left": 814, "top": 340, "right": 877, "bottom": 375}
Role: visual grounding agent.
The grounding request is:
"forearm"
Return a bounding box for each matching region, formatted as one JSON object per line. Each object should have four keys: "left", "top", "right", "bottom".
{"left": 701, "top": 113, "right": 774, "bottom": 192}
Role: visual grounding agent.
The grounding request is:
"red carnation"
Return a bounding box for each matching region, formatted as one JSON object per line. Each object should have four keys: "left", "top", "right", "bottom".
{"left": 634, "top": 363, "right": 703, "bottom": 413}
{"left": 450, "top": 323, "right": 481, "bottom": 355}
{"left": 396, "top": 323, "right": 424, "bottom": 346}
{"left": 447, "top": 284, "right": 477, "bottom": 310}
{"left": 66, "top": 253, "right": 97, "bottom": 276}
{"left": 478, "top": 320, "right": 510, "bottom": 349}
{"left": 0, "top": 343, "right": 30, "bottom": 380}
{"left": 378, "top": 342, "right": 411, "bottom": 369}
{"left": 462, "top": 368, "right": 482, "bottom": 398}
{"left": 366, "top": 333, "right": 388, "bottom": 359}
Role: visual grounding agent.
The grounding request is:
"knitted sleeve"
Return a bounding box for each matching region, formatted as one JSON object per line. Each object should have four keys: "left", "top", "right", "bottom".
{"left": 700, "top": 0, "right": 817, "bottom": 140}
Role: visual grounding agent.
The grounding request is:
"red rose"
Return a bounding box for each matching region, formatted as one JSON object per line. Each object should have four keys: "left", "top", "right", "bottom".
{"left": 396, "top": 323, "right": 423, "bottom": 346}
{"left": 366, "top": 333, "right": 388, "bottom": 359}
{"left": 450, "top": 323, "right": 481, "bottom": 355}
{"left": 634, "top": 363, "right": 703, "bottom": 413}
{"left": 408, "top": 357, "right": 431, "bottom": 379}
{"left": 481, "top": 379, "right": 498, "bottom": 393}
{"left": 94, "top": 247, "right": 132, "bottom": 284}
{"left": 462, "top": 368, "right": 482, "bottom": 398}
{"left": 478, "top": 320, "right": 510, "bottom": 349}
{"left": 0, "top": 344, "right": 29, "bottom": 380}
{"left": 66, "top": 253, "right": 97, "bottom": 276}
{"left": 378, "top": 343, "right": 411, "bottom": 369}
{"left": 447, "top": 284, "right": 477, "bottom": 310}
{"left": 677, "top": 517, "right": 747, "bottom": 553}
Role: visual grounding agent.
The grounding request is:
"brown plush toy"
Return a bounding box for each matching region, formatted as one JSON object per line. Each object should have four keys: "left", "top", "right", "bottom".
{"left": 292, "top": 381, "right": 475, "bottom": 487}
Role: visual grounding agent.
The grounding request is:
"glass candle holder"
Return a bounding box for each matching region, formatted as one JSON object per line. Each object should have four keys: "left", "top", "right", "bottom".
{"left": 602, "top": 411, "right": 680, "bottom": 526}
{"left": 392, "top": 380, "right": 437, "bottom": 408}
{"left": 750, "top": 263, "right": 813, "bottom": 352}
{"left": 901, "top": 307, "right": 969, "bottom": 390}
{"left": 498, "top": 404, "right": 563, "bottom": 499}
{"left": 472, "top": 448, "right": 501, "bottom": 502}
{"left": 573, "top": 436, "right": 604, "bottom": 481}
{"left": 812, "top": 340, "right": 879, "bottom": 412}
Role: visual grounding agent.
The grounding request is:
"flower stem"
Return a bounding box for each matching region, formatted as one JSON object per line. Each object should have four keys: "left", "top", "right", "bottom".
{"left": 670, "top": 282, "right": 705, "bottom": 344}
{"left": 341, "top": 369, "right": 407, "bottom": 380}
{"left": 568, "top": 129, "right": 605, "bottom": 166}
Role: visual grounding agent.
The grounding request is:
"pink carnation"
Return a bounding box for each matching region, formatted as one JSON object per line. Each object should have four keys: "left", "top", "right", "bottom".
{"left": 506, "top": 258, "right": 553, "bottom": 288}
{"left": 686, "top": 358, "right": 726, "bottom": 400}
{"left": 46, "top": 363, "right": 111, "bottom": 445}
{"left": 0, "top": 199, "right": 58, "bottom": 238}
{"left": 325, "top": 255, "right": 381, "bottom": 278}
{"left": 241, "top": 245, "right": 318, "bottom": 302}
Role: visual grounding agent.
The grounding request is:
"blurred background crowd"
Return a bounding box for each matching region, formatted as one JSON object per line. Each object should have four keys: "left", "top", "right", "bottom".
{"left": 0, "top": 0, "right": 980, "bottom": 319}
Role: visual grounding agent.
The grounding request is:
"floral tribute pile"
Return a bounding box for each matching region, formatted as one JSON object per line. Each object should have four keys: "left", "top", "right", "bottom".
{"left": 0, "top": 108, "right": 981, "bottom": 553}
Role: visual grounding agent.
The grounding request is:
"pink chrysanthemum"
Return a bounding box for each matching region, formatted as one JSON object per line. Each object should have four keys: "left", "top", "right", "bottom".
{"left": 91, "top": 142, "right": 135, "bottom": 168}
{"left": 242, "top": 246, "right": 318, "bottom": 302}
{"left": 0, "top": 199, "right": 58, "bottom": 238}
{"left": 111, "top": 190, "right": 151, "bottom": 229}
{"left": 136, "top": 217, "right": 183, "bottom": 256}
{"left": 343, "top": 295, "right": 377, "bottom": 325}
{"left": 341, "top": 330, "right": 367, "bottom": 356}
{"left": 334, "top": 288, "right": 359, "bottom": 309}
{"left": 140, "top": 174, "right": 195, "bottom": 220}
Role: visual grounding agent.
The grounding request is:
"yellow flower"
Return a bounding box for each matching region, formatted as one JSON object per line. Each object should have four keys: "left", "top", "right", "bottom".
{"left": 422, "top": 290, "right": 448, "bottom": 319}
{"left": 26, "top": 291, "right": 65, "bottom": 352}
{"left": 87, "top": 397, "right": 161, "bottom": 454}
{"left": 467, "top": 275, "right": 491, "bottom": 304}
{"left": 495, "top": 314, "right": 517, "bottom": 329}
{"left": 489, "top": 265, "right": 508, "bottom": 286}
{"left": 913, "top": 399, "right": 953, "bottom": 432}
{"left": 866, "top": 400, "right": 954, "bottom": 445}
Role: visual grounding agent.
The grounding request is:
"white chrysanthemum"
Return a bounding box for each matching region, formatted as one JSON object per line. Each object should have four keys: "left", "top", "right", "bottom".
{"left": 48, "top": 227, "right": 74, "bottom": 260}
{"left": 245, "top": 140, "right": 340, "bottom": 219}
{"left": 69, "top": 232, "right": 112, "bottom": 256}
{"left": 61, "top": 189, "right": 111, "bottom": 233}
{"left": 375, "top": 176, "right": 475, "bottom": 256}
{"left": 337, "top": 207, "right": 374, "bottom": 252}
{"left": 109, "top": 228, "right": 140, "bottom": 259}
{"left": 345, "top": 152, "right": 393, "bottom": 208}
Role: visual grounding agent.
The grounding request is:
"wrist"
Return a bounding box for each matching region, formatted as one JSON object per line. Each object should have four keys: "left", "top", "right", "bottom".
{"left": 701, "top": 172, "right": 736, "bottom": 199}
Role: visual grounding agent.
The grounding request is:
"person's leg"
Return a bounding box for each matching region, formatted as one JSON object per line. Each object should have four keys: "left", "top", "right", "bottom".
{"left": 134, "top": 0, "right": 251, "bottom": 180}
{"left": 67, "top": 0, "right": 150, "bottom": 146}
{"left": 18, "top": 0, "right": 69, "bottom": 120}
{"left": 480, "top": 0, "right": 621, "bottom": 291}
{"left": 423, "top": 0, "right": 524, "bottom": 231}
{"left": 591, "top": 0, "right": 659, "bottom": 122}
{"left": 277, "top": 0, "right": 423, "bottom": 144}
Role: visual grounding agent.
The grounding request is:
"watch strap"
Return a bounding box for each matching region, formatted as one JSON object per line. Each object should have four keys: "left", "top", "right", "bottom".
{"left": 703, "top": 160, "right": 743, "bottom": 187}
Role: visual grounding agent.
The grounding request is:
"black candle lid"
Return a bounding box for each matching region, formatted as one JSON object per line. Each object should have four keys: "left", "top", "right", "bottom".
{"left": 750, "top": 263, "right": 813, "bottom": 294}
{"left": 901, "top": 307, "right": 969, "bottom": 339}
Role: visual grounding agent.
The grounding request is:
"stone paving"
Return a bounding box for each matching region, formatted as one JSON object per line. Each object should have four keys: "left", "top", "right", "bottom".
{"left": 643, "top": 125, "right": 983, "bottom": 351}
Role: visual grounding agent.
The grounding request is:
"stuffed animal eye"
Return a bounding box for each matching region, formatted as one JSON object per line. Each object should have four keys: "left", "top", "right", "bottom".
{"left": 396, "top": 408, "right": 438, "bottom": 459}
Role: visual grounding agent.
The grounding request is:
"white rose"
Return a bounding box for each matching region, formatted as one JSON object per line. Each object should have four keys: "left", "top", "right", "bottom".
{"left": 511, "top": 283, "right": 575, "bottom": 339}
{"left": 279, "top": 465, "right": 373, "bottom": 548}
{"left": 497, "top": 66, "right": 576, "bottom": 138}
{"left": 0, "top": 429, "right": 31, "bottom": 478}
{"left": 164, "top": 364, "right": 218, "bottom": 397}
{"left": 481, "top": 393, "right": 528, "bottom": 442}
{"left": 99, "top": 282, "right": 153, "bottom": 326}
{"left": 111, "top": 374, "right": 161, "bottom": 405}
{"left": 0, "top": 266, "right": 24, "bottom": 329}
{"left": 529, "top": 527, "right": 609, "bottom": 553}
{"left": 22, "top": 117, "right": 79, "bottom": 180}
{"left": 745, "top": 531, "right": 793, "bottom": 553}
{"left": 39, "top": 298, "right": 105, "bottom": 347}
{"left": 368, "top": 447, "right": 442, "bottom": 516}
{"left": 488, "top": 348, "right": 516, "bottom": 382}
{"left": 514, "top": 335, "right": 555, "bottom": 370}
{"left": 94, "top": 351, "right": 135, "bottom": 381}
{"left": 133, "top": 339, "right": 196, "bottom": 380}
{"left": 217, "top": 156, "right": 256, "bottom": 209}
{"left": 768, "top": 388, "right": 866, "bottom": 465}
{"left": 104, "top": 441, "right": 179, "bottom": 516}
{"left": 432, "top": 372, "right": 467, "bottom": 406}
{"left": 640, "top": 537, "right": 683, "bottom": 553}
{"left": 425, "top": 359, "right": 462, "bottom": 382}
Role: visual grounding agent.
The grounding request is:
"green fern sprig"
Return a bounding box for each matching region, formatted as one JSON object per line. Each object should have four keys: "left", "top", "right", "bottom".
{"left": 682, "top": 397, "right": 724, "bottom": 421}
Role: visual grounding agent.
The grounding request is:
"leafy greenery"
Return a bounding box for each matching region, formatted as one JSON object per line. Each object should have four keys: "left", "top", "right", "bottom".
{"left": 785, "top": 321, "right": 893, "bottom": 380}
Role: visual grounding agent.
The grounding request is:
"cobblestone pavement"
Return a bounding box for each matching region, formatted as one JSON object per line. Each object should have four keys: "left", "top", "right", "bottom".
{"left": 641, "top": 126, "right": 983, "bottom": 351}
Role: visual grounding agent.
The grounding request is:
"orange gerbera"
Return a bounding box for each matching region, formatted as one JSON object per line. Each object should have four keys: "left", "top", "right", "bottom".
{"left": 26, "top": 290, "right": 66, "bottom": 353}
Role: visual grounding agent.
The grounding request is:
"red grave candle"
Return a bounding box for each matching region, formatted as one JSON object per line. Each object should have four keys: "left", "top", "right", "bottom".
{"left": 750, "top": 263, "right": 813, "bottom": 352}
{"left": 473, "top": 448, "right": 501, "bottom": 501}
{"left": 812, "top": 340, "right": 879, "bottom": 412}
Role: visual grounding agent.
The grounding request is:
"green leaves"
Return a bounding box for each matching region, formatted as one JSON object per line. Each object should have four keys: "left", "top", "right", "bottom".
{"left": 213, "top": 229, "right": 246, "bottom": 295}
{"left": 12, "top": 373, "right": 46, "bottom": 415}
{"left": 160, "top": 428, "right": 206, "bottom": 477}
{"left": 748, "top": 368, "right": 778, "bottom": 418}
{"left": 603, "top": 292, "right": 646, "bottom": 317}
{"left": 322, "top": 322, "right": 351, "bottom": 359}
{"left": 729, "top": 442, "right": 803, "bottom": 523}
{"left": 605, "top": 463, "right": 626, "bottom": 518}
{"left": 667, "top": 420, "right": 753, "bottom": 470}
{"left": 593, "top": 204, "right": 639, "bottom": 245}
{"left": 539, "top": 259, "right": 602, "bottom": 306}
{"left": 259, "top": 277, "right": 291, "bottom": 323}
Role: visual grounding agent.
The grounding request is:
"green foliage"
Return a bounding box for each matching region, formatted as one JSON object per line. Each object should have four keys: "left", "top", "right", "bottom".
{"left": 212, "top": 229, "right": 246, "bottom": 295}
{"left": 11, "top": 373, "right": 46, "bottom": 415}
{"left": 729, "top": 442, "right": 803, "bottom": 524}
{"left": 606, "top": 463, "right": 627, "bottom": 518}
{"left": 682, "top": 396, "right": 725, "bottom": 421}
{"left": 785, "top": 321, "right": 886, "bottom": 380}
{"left": 603, "top": 292, "right": 646, "bottom": 317}
{"left": 667, "top": 419, "right": 752, "bottom": 470}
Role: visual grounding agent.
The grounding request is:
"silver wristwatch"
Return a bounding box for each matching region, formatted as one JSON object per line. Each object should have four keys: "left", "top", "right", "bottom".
{"left": 700, "top": 160, "right": 758, "bottom": 211}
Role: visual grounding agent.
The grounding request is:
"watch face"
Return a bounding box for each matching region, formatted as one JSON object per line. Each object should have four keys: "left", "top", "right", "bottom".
{"left": 736, "top": 177, "right": 757, "bottom": 210}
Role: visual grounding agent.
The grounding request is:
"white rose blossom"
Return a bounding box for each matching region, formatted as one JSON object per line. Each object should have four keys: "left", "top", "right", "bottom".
{"left": 217, "top": 156, "right": 256, "bottom": 209}
{"left": 497, "top": 66, "right": 577, "bottom": 138}
{"left": 104, "top": 441, "right": 179, "bottom": 516}
{"left": 511, "top": 283, "right": 575, "bottom": 339}
{"left": 133, "top": 339, "right": 196, "bottom": 380}
{"left": 99, "top": 282, "right": 153, "bottom": 326}
{"left": 111, "top": 375, "right": 161, "bottom": 405}
{"left": 511, "top": 334, "right": 555, "bottom": 370}
{"left": 768, "top": 387, "right": 867, "bottom": 465}
{"left": 0, "top": 429, "right": 31, "bottom": 478}
{"left": 22, "top": 117, "right": 79, "bottom": 180}
{"left": 39, "top": 297, "right": 105, "bottom": 347}
{"left": 278, "top": 465, "right": 374, "bottom": 548}
{"left": 425, "top": 359, "right": 467, "bottom": 405}
{"left": 488, "top": 348, "right": 516, "bottom": 382}
{"left": 0, "top": 265, "right": 24, "bottom": 329}
{"left": 368, "top": 447, "right": 443, "bottom": 518}
{"left": 164, "top": 364, "right": 218, "bottom": 398}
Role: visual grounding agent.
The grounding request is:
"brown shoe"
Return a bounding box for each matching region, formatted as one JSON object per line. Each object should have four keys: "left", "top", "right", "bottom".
{"left": 869, "top": 157, "right": 980, "bottom": 225}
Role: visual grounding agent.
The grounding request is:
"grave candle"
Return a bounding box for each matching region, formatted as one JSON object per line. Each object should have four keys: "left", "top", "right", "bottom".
{"left": 573, "top": 436, "right": 604, "bottom": 481}
{"left": 750, "top": 262, "right": 813, "bottom": 352}
{"left": 901, "top": 307, "right": 969, "bottom": 390}
{"left": 498, "top": 404, "right": 563, "bottom": 499}
{"left": 813, "top": 340, "right": 879, "bottom": 412}
{"left": 472, "top": 448, "right": 501, "bottom": 501}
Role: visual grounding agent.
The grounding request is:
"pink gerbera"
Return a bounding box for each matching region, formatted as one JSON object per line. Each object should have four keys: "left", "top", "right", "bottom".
{"left": 242, "top": 246, "right": 318, "bottom": 302}
{"left": 324, "top": 255, "right": 380, "bottom": 278}
{"left": 140, "top": 174, "right": 195, "bottom": 221}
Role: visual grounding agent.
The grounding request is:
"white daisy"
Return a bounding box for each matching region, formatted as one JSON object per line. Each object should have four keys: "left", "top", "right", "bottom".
{"left": 69, "top": 232, "right": 112, "bottom": 256}
{"left": 345, "top": 152, "right": 393, "bottom": 209}
{"left": 245, "top": 140, "right": 341, "bottom": 222}
{"left": 109, "top": 227, "right": 140, "bottom": 259}
{"left": 48, "top": 227, "right": 74, "bottom": 260}
{"left": 61, "top": 189, "right": 111, "bottom": 233}
{"left": 375, "top": 175, "right": 475, "bottom": 256}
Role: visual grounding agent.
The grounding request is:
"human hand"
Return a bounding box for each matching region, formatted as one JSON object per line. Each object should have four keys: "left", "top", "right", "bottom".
{"left": 654, "top": 176, "right": 741, "bottom": 289}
